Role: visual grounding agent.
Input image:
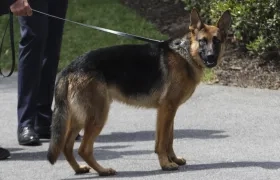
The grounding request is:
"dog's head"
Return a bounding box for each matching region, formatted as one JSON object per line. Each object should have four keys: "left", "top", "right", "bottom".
{"left": 188, "top": 8, "right": 232, "bottom": 68}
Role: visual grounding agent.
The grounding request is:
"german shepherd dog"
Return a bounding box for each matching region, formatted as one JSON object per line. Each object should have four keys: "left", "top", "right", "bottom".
{"left": 47, "top": 8, "right": 231, "bottom": 176}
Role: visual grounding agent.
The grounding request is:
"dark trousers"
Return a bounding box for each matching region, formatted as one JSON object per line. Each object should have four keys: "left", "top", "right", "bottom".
{"left": 17, "top": 0, "right": 68, "bottom": 133}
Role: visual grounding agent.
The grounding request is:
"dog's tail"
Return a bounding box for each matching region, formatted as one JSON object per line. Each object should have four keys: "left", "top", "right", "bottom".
{"left": 47, "top": 73, "right": 69, "bottom": 165}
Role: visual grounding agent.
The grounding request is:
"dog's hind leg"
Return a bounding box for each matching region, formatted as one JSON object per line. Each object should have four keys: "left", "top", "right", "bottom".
{"left": 78, "top": 87, "right": 116, "bottom": 176}
{"left": 155, "top": 101, "right": 180, "bottom": 171}
{"left": 167, "top": 121, "right": 187, "bottom": 166}
{"left": 63, "top": 116, "right": 90, "bottom": 174}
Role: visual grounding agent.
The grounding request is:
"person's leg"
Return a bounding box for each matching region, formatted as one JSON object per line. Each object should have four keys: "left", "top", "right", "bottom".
{"left": 17, "top": 0, "right": 49, "bottom": 145}
{"left": 34, "top": 0, "right": 69, "bottom": 137}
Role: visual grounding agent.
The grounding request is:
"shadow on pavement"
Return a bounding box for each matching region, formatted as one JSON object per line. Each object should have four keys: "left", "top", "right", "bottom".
{"left": 3, "top": 129, "right": 228, "bottom": 162}
{"left": 5, "top": 145, "right": 153, "bottom": 162}
{"left": 6, "top": 148, "right": 25, "bottom": 152}
{"left": 61, "top": 161, "right": 280, "bottom": 179}
{"left": 96, "top": 129, "right": 229, "bottom": 143}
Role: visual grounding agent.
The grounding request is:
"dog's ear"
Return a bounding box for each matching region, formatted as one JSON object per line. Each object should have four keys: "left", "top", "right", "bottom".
{"left": 189, "top": 8, "right": 204, "bottom": 31}
{"left": 217, "top": 10, "right": 232, "bottom": 41}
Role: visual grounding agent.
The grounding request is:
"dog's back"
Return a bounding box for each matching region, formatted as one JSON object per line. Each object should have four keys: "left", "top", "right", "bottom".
{"left": 59, "top": 43, "right": 170, "bottom": 106}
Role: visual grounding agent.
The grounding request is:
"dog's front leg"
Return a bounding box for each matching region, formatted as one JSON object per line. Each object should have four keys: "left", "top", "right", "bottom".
{"left": 167, "top": 121, "right": 187, "bottom": 166}
{"left": 155, "top": 102, "right": 179, "bottom": 171}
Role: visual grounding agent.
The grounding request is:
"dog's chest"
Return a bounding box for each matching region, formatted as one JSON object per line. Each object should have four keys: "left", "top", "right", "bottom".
{"left": 166, "top": 53, "right": 202, "bottom": 104}
{"left": 178, "top": 74, "right": 198, "bottom": 104}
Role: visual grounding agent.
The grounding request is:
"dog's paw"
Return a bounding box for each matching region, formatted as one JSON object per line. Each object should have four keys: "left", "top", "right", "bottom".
{"left": 171, "top": 156, "right": 187, "bottom": 166}
{"left": 98, "top": 168, "right": 117, "bottom": 176}
{"left": 75, "top": 165, "right": 91, "bottom": 174}
{"left": 161, "top": 162, "right": 179, "bottom": 171}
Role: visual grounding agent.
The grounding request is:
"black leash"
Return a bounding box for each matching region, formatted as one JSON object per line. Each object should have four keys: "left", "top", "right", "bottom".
{"left": 0, "top": 11, "right": 15, "bottom": 78}
{"left": 0, "top": 8, "right": 164, "bottom": 78}
{"left": 32, "top": 8, "right": 164, "bottom": 44}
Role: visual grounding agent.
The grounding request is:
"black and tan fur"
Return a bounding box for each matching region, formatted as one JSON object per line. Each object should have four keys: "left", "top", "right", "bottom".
{"left": 47, "top": 9, "right": 232, "bottom": 176}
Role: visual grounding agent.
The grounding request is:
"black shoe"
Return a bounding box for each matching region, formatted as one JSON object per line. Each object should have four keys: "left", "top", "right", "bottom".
{"left": 37, "top": 132, "right": 51, "bottom": 139}
{"left": 0, "top": 147, "right": 11, "bottom": 160}
{"left": 17, "top": 126, "right": 41, "bottom": 146}
{"left": 34, "top": 126, "right": 51, "bottom": 139}
{"left": 75, "top": 134, "right": 83, "bottom": 140}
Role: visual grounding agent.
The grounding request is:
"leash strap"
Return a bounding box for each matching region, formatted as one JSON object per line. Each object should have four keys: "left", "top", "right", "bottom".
{"left": 32, "top": 8, "right": 164, "bottom": 44}
{"left": 0, "top": 11, "right": 15, "bottom": 78}
{"left": 0, "top": 8, "right": 163, "bottom": 78}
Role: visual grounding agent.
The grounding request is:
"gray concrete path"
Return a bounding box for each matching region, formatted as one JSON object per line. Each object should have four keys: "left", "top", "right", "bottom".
{"left": 0, "top": 74, "right": 279, "bottom": 180}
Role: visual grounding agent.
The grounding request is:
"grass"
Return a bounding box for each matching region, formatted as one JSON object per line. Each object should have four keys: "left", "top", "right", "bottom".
{"left": 0, "top": 0, "right": 213, "bottom": 81}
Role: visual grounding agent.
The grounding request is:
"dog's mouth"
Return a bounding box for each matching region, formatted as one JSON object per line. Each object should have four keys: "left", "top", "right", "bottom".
{"left": 204, "top": 60, "right": 217, "bottom": 68}
{"left": 203, "top": 55, "right": 217, "bottom": 68}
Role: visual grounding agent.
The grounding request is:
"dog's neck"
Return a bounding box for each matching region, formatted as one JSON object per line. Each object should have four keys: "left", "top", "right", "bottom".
{"left": 167, "top": 37, "right": 202, "bottom": 69}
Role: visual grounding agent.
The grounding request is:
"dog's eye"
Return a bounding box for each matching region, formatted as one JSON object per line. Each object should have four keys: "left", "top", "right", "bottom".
{"left": 198, "top": 38, "right": 207, "bottom": 46}
{"left": 213, "top": 36, "right": 221, "bottom": 44}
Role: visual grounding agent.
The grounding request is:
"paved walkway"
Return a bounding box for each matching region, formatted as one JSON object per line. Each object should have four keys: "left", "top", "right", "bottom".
{"left": 0, "top": 74, "right": 279, "bottom": 180}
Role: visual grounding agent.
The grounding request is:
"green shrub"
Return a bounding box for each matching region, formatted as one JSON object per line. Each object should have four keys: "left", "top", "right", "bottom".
{"left": 181, "top": 0, "right": 280, "bottom": 58}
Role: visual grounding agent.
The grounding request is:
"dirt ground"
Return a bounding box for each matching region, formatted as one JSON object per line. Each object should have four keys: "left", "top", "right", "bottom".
{"left": 120, "top": 0, "right": 280, "bottom": 90}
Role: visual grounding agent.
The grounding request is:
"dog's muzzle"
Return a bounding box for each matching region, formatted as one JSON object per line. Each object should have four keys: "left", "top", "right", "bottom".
{"left": 204, "top": 55, "right": 217, "bottom": 68}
